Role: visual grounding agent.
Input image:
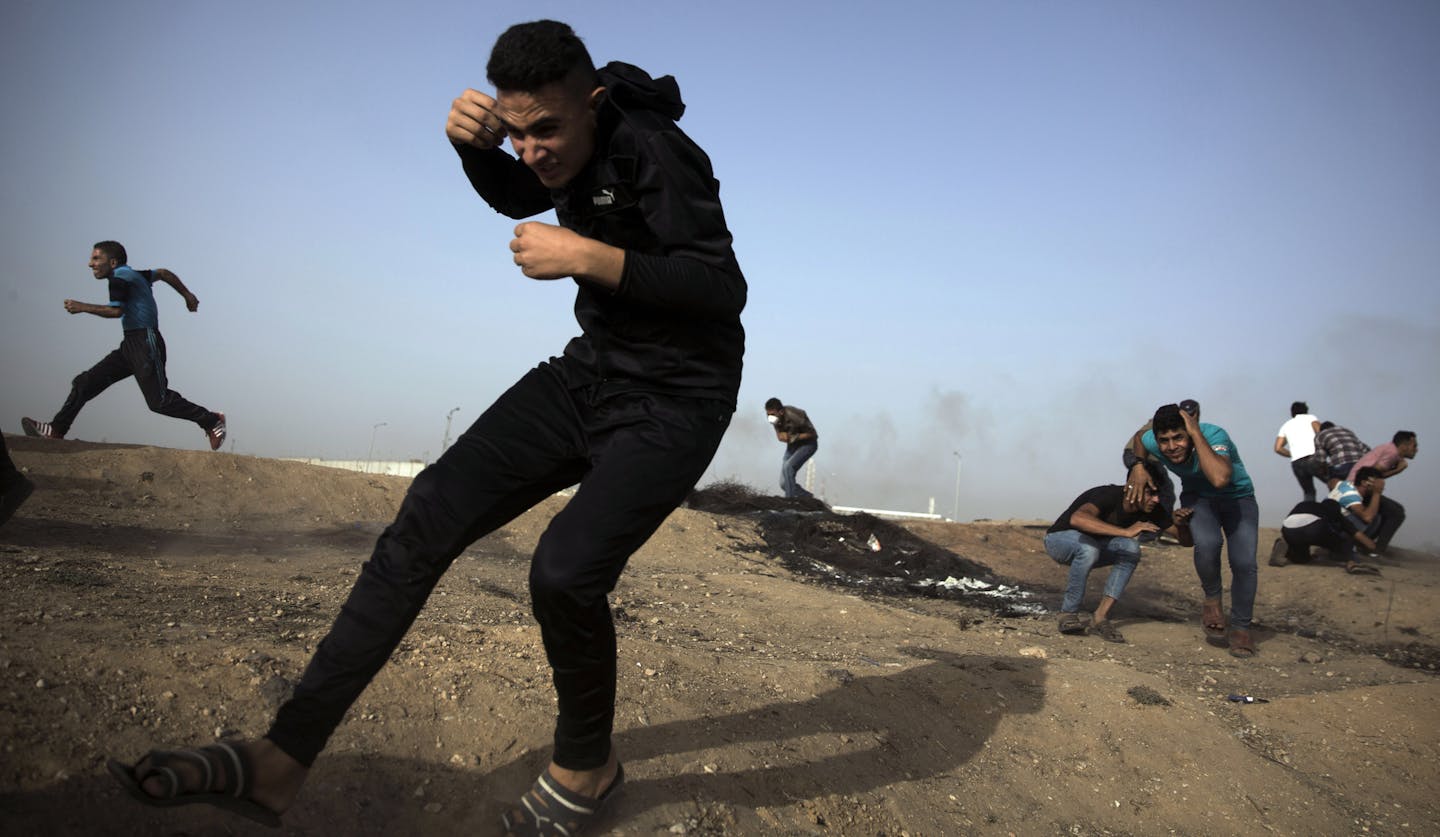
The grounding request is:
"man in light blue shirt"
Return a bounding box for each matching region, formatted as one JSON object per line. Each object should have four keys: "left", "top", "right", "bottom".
{"left": 1326, "top": 466, "right": 1395, "bottom": 554}
{"left": 21, "top": 241, "right": 226, "bottom": 450}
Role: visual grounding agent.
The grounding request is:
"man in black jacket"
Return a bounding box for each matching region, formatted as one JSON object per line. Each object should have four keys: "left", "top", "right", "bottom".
{"left": 110, "top": 20, "right": 744, "bottom": 835}
{"left": 765, "top": 397, "right": 819, "bottom": 498}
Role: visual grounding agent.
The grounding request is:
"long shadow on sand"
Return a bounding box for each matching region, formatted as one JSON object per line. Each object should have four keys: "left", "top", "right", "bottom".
{"left": 0, "top": 649, "right": 1045, "bottom": 835}
{"left": 2, "top": 517, "right": 397, "bottom": 559}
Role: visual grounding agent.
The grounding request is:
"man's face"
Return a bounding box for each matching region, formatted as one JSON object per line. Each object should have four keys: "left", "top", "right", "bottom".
{"left": 1156, "top": 428, "right": 1192, "bottom": 464}
{"left": 496, "top": 78, "right": 602, "bottom": 189}
{"left": 1400, "top": 438, "right": 1419, "bottom": 459}
{"left": 1357, "top": 478, "right": 1375, "bottom": 498}
{"left": 88, "top": 248, "right": 117, "bottom": 279}
{"left": 1139, "top": 486, "right": 1161, "bottom": 513}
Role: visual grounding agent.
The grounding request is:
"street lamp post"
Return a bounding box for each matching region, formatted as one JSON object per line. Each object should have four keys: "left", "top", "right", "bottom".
{"left": 367, "top": 422, "right": 387, "bottom": 474}
{"left": 441, "top": 406, "right": 461, "bottom": 458}
{"left": 952, "top": 451, "right": 963, "bottom": 521}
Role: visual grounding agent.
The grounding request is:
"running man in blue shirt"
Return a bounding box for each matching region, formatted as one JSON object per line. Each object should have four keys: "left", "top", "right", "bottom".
{"left": 1125, "top": 403, "right": 1260, "bottom": 658}
{"left": 21, "top": 241, "right": 226, "bottom": 450}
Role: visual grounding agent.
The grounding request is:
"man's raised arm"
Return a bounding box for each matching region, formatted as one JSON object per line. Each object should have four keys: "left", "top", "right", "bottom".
{"left": 1185, "top": 411, "right": 1234, "bottom": 489}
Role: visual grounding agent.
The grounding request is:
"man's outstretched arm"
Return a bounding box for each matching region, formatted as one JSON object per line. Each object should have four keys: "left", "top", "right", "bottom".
{"left": 63, "top": 299, "right": 121, "bottom": 318}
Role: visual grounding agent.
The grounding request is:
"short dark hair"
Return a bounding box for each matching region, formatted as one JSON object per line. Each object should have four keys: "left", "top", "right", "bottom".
{"left": 1393, "top": 430, "right": 1416, "bottom": 446}
{"left": 1291, "top": 401, "right": 1309, "bottom": 417}
{"left": 1152, "top": 404, "right": 1185, "bottom": 435}
{"left": 1354, "top": 466, "right": 1384, "bottom": 484}
{"left": 486, "top": 20, "right": 598, "bottom": 92}
{"left": 93, "top": 240, "right": 127, "bottom": 265}
{"left": 764, "top": 398, "right": 783, "bottom": 411}
{"left": 1319, "top": 421, "right": 1335, "bottom": 431}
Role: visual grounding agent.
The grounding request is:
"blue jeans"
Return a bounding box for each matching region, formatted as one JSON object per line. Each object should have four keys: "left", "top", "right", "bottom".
{"left": 780, "top": 440, "right": 817, "bottom": 498}
{"left": 1189, "top": 494, "right": 1260, "bottom": 629}
{"left": 1043, "top": 529, "right": 1141, "bottom": 613}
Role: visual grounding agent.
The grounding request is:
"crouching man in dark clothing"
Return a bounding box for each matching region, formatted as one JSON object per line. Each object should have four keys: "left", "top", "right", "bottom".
{"left": 110, "top": 20, "right": 745, "bottom": 836}
{"left": 1272, "top": 498, "right": 1380, "bottom": 575}
{"left": 1045, "top": 481, "right": 1192, "bottom": 643}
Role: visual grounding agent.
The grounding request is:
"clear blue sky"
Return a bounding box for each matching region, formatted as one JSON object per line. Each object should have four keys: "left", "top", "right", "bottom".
{"left": 3, "top": 1, "right": 1437, "bottom": 547}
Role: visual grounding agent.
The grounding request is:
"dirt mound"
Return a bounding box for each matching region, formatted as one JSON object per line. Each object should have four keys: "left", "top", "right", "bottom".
{"left": 7, "top": 434, "right": 410, "bottom": 533}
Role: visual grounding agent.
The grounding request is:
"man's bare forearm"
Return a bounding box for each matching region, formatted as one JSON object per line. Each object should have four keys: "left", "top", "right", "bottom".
{"left": 153, "top": 268, "right": 200, "bottom": 310}
{"left": 63, "top": 299, "right": 120, "bottom": 318}
{"left": 1192, "top": 435, "right": 1233, "bottom": 488}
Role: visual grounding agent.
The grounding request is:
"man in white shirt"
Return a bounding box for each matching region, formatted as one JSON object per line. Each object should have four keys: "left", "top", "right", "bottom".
{"left": 1274, "top": 401, "right": 1322, "bottom": 502}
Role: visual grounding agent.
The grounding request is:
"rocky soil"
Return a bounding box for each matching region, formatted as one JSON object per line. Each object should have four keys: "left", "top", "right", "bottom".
{"left": 1, "top": 435, "right": 1436, "bottom": 836}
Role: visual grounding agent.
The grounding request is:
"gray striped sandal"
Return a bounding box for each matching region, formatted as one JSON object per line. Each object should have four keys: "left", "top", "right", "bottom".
{"left": 107, "top": 741, "right": 282, "bottom": 828}
{"left": 502, "top": 763, "right": 625, "bottom": 836}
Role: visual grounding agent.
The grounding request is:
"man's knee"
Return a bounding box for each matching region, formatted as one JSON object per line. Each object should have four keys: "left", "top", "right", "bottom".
{"left": 529, "top": 559, "right": 580, "bottom": 606}
{"left": 1063, "top": 541, "right": 1101, "bottom": 566}
{"left": 1231, "top": 559, "right": 1259, "bottom": 580}
{"left": 1281, "top": 529, "right": 1317, "bottom": 561}
{"left": 1108, "top": 538, "right": 1141, "bottom": 563}
{"left": 143, "top": 390, "right": 171, "bottom": 412}
{"left": 529, "top": 528, "right": 612, "bottom": 605}
{"left": 1191, "top": 529, "right": 1223, "bottom": 553}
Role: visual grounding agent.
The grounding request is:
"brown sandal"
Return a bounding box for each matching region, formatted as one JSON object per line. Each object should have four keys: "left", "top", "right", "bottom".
{"left": 1201, "top": 598, "right": 1227, "bottom": 639}
{"left": 1227, "top": 629, "right": 1256, "bottom": 658}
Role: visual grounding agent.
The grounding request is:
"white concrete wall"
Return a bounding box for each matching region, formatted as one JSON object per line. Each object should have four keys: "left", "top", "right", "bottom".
{"left": 283, "top": 459, "right": 425, "bottom": 478}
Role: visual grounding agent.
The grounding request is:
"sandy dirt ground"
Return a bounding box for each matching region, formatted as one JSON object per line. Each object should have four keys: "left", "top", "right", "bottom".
{"left": 1, "top": 434, "right": 1436, "bottom": 836}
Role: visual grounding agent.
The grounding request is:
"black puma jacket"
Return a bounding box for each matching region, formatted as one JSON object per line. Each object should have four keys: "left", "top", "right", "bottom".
{"left": 456, "top": 61, "right": 746, "bottom": 406}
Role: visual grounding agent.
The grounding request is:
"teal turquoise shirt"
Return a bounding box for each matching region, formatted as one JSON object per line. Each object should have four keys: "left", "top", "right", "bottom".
{"left": 1142, "top": 422, "right": 1255, "bottom": 500}
{"left": 106, "top": 266, "right": 160, "bottom": 331}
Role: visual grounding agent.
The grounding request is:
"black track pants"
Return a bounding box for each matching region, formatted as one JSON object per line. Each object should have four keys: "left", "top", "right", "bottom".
{"left": 268, "top": 364, "right": 732, "bottom": 769}
{"left": 52, "top": 329, "right": 216, "bottom": 435}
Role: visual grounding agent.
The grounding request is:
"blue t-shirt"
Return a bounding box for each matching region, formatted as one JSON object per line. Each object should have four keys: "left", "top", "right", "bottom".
{"left": 1142, "top": 422, "right": 1254, "bottom": 500}
{"left": 106, "top": 266, "right": 159, "bottom": 331}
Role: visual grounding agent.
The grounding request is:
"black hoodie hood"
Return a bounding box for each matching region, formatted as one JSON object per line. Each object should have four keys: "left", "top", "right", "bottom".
{"left": 598, "top": 61, "right": 686, "bottom": 122}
